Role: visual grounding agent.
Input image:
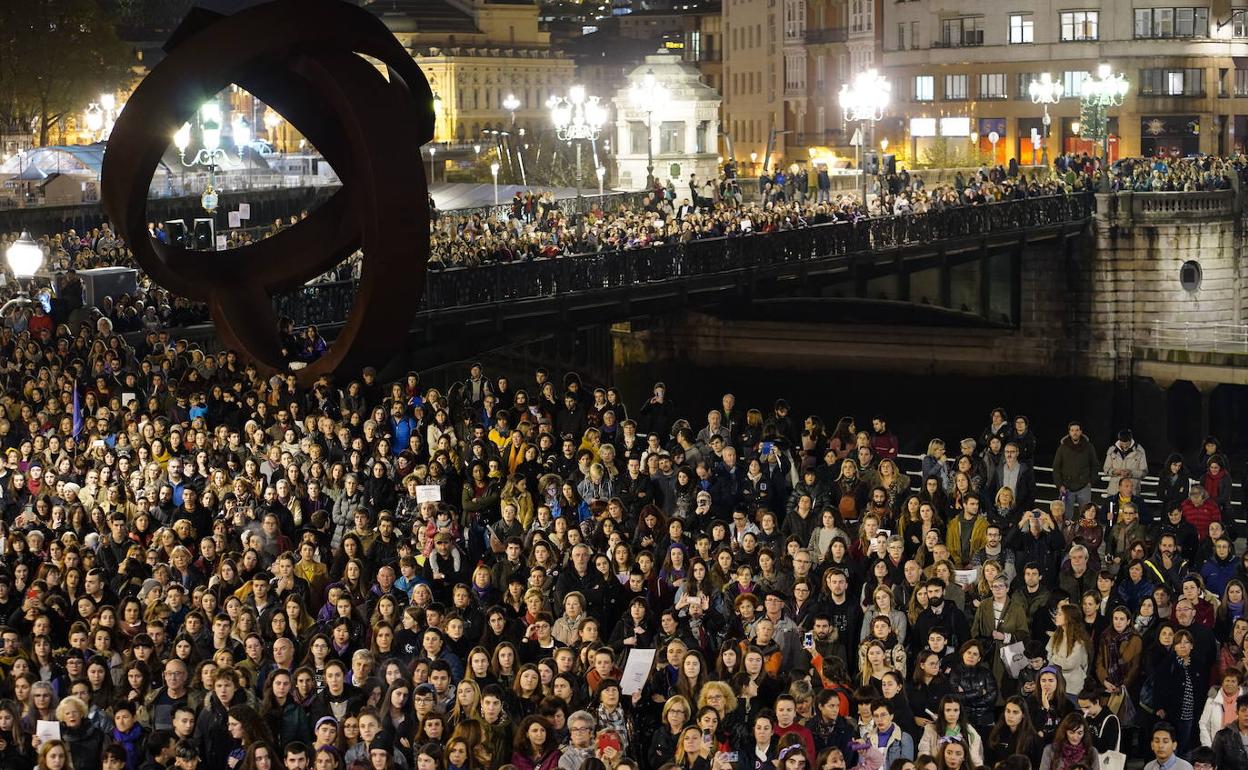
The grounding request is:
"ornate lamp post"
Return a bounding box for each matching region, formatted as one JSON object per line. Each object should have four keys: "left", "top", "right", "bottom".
{"left": 838, "top": 68, "right": 891, "bottom": 206}
{"left": 549, "top": 85, "right": 608, "bottom": 198}
{"left": 490, "top": 161, "right": 500, "bottom": 204}
{"left": 1028, "top": 73, "right": 1064, "bottom": 166}
{"left": 174, "top": 101, "right": 245, "bottom": 212}
{"left": 2, "top": 232, "right": 44, "bottom": 321}
{"left": 629, "top": 68, "right": 669, "bottom": 189}
{"left": 1080, "top": 63, "right": 1129, "bottom": 191}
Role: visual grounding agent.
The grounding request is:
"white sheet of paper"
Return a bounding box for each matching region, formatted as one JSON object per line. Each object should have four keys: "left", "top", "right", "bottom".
{"left": 238, "top": 203, "right": 251, "bottom": 220}
{"left": 620, "top": 648, "right": 657, "bottom": 695}
{"left": 121, "top": 392, "right": 136, "bottom": 406}
{"left": 215, "top": 234, "right": 227, "bottom": 251}
{"left": 954, "top": 569, "right": 978, "bottom": 587}
{"left": 36, "top": 720, "right": 60, "bottom": 743}
{"left": 228, "top": 211, "right": 242, "bottom": 228}
{"left": 415, "top": 485, "right": 441, "bottom": 503}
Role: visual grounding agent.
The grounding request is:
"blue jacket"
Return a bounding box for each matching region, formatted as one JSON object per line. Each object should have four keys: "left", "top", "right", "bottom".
{"left": 1201, "top": 556, "right": 1238, "bottom": 596}
{"left": 389, "top": 416, "right": 417, "bottom": 455}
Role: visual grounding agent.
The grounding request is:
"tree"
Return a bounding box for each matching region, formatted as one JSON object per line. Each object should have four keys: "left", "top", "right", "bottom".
{"left": 0, "top": 0, "right": 133, "bottom": 146}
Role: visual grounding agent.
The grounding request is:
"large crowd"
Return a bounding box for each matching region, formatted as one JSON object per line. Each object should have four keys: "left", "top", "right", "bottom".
{"left": 0, "top": 307, "right": 1240, "bottom": 770}
{"left": 0, "top": 152, "right": 1246, "bottom": 770}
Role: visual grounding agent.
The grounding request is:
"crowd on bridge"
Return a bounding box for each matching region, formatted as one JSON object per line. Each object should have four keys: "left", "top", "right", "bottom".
{"left": 0, "top": 247, "right": 1244, "bottom": 770}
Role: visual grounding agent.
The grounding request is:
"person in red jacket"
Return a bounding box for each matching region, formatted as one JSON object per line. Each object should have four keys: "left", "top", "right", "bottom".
{"left": 773, "top": 694, "right": 816, "bottom": 759}
{"left": 1181, "top": 484, "right": 1222, "bottom": 541}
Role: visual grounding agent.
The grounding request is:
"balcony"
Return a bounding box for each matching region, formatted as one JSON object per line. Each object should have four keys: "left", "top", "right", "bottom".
{"left": 804, "top": 27, "right": 848, "bottom": 43}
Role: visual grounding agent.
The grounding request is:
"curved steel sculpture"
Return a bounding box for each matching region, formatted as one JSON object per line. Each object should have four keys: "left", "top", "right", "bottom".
{"left": 102, "top": 0, "right": 434, "bottom": 384}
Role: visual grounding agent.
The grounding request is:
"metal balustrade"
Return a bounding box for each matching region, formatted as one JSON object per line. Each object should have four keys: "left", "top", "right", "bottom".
{"left": 271, "top": 193, "right": 1094, "bottom": 328}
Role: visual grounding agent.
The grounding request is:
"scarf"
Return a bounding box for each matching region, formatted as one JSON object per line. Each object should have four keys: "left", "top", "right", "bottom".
{"left": 1223, "top": 688, "right": 1238, "bottom": 729}
{"left": 1057, "top": 741, "right": 1088, "bottom": 770}
{"left": 1102, "top": 626, "right": 1137, "bottom": 686}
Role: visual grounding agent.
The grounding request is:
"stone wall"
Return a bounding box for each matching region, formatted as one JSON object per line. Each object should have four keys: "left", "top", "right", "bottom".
{"left": 1086, "top": 190, "right": 1246, "bottom": 381}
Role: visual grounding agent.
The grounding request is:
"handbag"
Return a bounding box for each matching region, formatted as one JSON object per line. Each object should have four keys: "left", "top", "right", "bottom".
{"left": 1100, "top": 714, "right": 1126, "bottom": 770}
{"left": 999, "top": 641, "right": 1028, "bottom": 679}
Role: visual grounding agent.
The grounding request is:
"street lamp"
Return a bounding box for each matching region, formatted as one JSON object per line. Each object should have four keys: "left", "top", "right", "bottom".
{"left": 490, "top": 162, "right": 500, "bottom": 204}
{"left": 83, "top": 92, "right": 121, "bottom": 142}
{"left": 1028, "top": 72, "right": 1064, "bottom": 166}
{"left": 549, "top": 85, "right": 608, "bottom": 198}
{"left": 174, "top": 101, "right": 241, "bottom": 212}
{"left": 629, "top": 68, "right": 670, "bottom": 189}
{"left": 263, "top": 109, "right": 282, "bottom": 152}
{"left": 2, "top": 232, "right": 43, "bottom": 322}
{"left": 595, "top": 165, "right": 606, "bottom": 199}
{"left": 1080, "top": 63, "right": 1129, "bottom": 191}
{"left": 839, "top": 68, "right": 891, "bottom": 207}
{"left": 429, "top": 146, "right": 437, "bottom": 182}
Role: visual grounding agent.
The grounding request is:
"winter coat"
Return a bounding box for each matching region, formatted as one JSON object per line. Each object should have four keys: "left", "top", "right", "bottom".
{"left": 1104, "top": 441, "right": 1148, "bottom": 483}
{"left": 946, "top": 661, "right": 998, "bottom": 729}
{"left": 62, "top": 721, "right": 107, "bottom": 770}
{"left": 1053, "top": 435, "right": 1099, "bottom": 493}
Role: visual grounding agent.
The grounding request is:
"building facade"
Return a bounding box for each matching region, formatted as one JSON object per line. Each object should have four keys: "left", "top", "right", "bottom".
{"left": 611, "top": 52, "right": 722, "bottom": 189}
{"left": 367, "top": 0, "right": 576, "bottom": 142}
{"left": 881, "top": 0, "right": 1248, "bottom": 164}
{"left": 723, "top": 0, "right": 864, "bottom": 171}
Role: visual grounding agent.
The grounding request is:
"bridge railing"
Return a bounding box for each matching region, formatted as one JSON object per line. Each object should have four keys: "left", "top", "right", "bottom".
{"left": 1150, "top": 320, "right": 1248, "bottom": 354}
{"left": 272, "top": 193, "right": 1093, "bottom": 327}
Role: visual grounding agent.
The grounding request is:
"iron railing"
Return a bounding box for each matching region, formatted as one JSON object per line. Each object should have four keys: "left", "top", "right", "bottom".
{"left": 1150, "top": 320, "right": 1248, "bottom": 354}
{"left": 273, "top": 193, "right": 1094, "bottom": 327}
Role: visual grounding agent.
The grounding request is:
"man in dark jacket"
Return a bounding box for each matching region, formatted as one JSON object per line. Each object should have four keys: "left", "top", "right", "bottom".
{"left": 1052, "top": 421, "right": 1098, "bottom": 514}
{"left": 192, "top": 668, "right": 246, "bottom": 770}
{"left": 1213, "top": 694, "right": 1248, "bottom": 770}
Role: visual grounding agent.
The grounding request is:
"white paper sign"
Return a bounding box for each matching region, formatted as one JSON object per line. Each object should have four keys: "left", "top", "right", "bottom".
{"left": 215, "top": 235, "right": 227, "bottom": 251}
{"left": 228, "top": 211, "right": 242, "bottom": 228}
{"left": 36, "top": 720, "right": 60, "bottom": 743}
{"left": 238, "top": 203, "right": 251, "bottom": 220}
{"left": 121, "top": 393, "right": 136, "bottom": 406}
{"left": 415, "top": 485, "right": 442, "bottom": 503}
{"left": 620, "top": 648, "right": 656, "bottom": 695}
{"left": 954, "top": 569, "right": 979, "bottom": 587}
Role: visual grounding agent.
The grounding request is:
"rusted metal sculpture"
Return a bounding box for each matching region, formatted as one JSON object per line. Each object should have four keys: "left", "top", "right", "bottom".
{"left": 102, "top": 0, "right": 433, "bottom": 384}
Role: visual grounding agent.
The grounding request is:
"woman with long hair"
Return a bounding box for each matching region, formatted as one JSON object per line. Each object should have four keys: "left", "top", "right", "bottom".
{"left": 1047, "top": 605, "right": 1091, "bottom": 696}
{"left": 261, "top": 669, "right": 313, "bottom": 749}
{"left": 1027, "top": 667, "right": 1072, "bottom": 743}
{"left": 240, "top": 741, "right": 278, "bottom": 770}
{"left": 1037, "top": 713, "right": 1100, "bottom": 770}
{"left": 509, "top": 715, "right": 561, "bottom": 770}
{"left": 1093, "top": 606, "right": 1142, "bottom": 716}
{"left": 906, "top": 651, "right": 949, "bottom": 734}
{"left": 915, "top": 696, "right": 984, "bottom": 767}
{"left": 672, "top": 725, "right": 713, "bottom": 770}
{"left": 985, "top": 696, "right": 1042, "bottom": 767}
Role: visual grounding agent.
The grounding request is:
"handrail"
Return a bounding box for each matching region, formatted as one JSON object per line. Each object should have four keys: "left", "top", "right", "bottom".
{"left": 894, "top": 452, "right": 1244, "bottom": 516}
{"left": 272, "top": 193, "right": 1094, "bottom": 328}
{"left": 1150, "top": 320, "right": 1248, "bottom": 353}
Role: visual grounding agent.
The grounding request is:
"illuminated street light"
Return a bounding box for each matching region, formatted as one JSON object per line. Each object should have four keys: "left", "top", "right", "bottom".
{"left": 490, "top": 161, "right": 500, "bottom": 204}
{"left": 550, "top": 85, "right": 607, "bottom": 197}
{"left": 839, "top": 68, "right": 891, "bottom": 206}
{"left": 1, "top": 231, "right": 43, "bottom": 323}
{"left": 1029, "top": 73, "right": 1064, "bottom": 166}
{"left": 1080, "top": 63, "right": 1129, "bottom": 190}
{"left": 173, "top": 101, "right": 239, "bottom": 212}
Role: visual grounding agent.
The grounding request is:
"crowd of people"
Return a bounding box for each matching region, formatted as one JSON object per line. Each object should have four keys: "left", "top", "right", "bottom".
{"left": 0, "top": 152, "right": 1246, "bottom": 770}
{"left": 0, "top": 287, "right": 1242, "bottom": 770}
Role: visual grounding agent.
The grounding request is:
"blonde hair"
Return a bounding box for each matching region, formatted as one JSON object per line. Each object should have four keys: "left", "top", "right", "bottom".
{"left": 926, "top": 438, "right": 945, "bottom": 456}
{"left": 697, "top": 680, "right": 738, "bottom": 714}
